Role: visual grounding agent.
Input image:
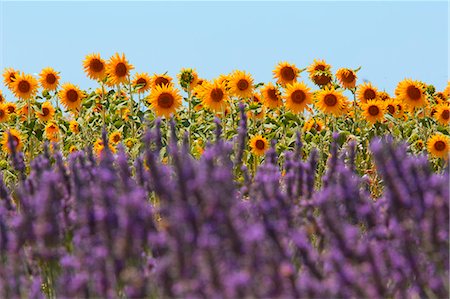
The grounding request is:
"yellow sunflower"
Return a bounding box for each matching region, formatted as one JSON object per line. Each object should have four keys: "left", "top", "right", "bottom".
{"left": 109, "top": 131, "right": 122, "bottom": 144}
{"left": 150, "top": 74, "right": 173, "bottom": 90}
{"left": 38, "top": 67, "right": 60, "bottom": 91}
{"left": 361, "top": 100, "right": 386, "bottom": 124}
{"left": 83, "top": 53, "right": 107, "bottom": 81}
{"left": 19, "top": 104, "right": 33, "bottom": 121}
{"left": 147, "top": 84, "right": 182, "bottom": 117}
{"left": 177, "top": 68, "right": 199, "bottom": 91}
{"left": 0, "top": 104, "right": 9, "bottom": 123}
{"left": 228, "top": 70, "right": 254, "bottom": 99}
{"left": 427, "top": 134, "right": 449, "bottom": 159}
{"left": 336, "top": 68, "right": 357, "bottom": 89}
{"left": 217, "top": 74, "right": 230, "bottom": 88}
{"left": 252, "top": 93, "right": 262, "bottom": 104}
{"left": 106, "top": 53, "right": 134, "bottom": 85}
{"left": 273, "top": 62, "right": 299, "bottom": 86}
{"left": 433, "top": 92, "right": 448, "bottom": 104}
{"left": 2, "top": 68, "right": 17, "bottom": 89}
{"left": 250, "top": 135, "right": 269, "bottom": 156}
{"left": 378, "top": 91, "right": 391, "bottom": 101}
{"left": 356, "top": 82, "right": 378, "bottom": 103}
{"left": 132, "top": 72, "right": 151, "bottom": 94}
{"left": 2, "top": 129, "right": 23, "bottom": 153}
{"left": 94, "top": 139, "right": 116, "bottom": 156}
{"left": 69, "top": 145, "right": 79, "bottom": 154}
{"left": 35, "top": 101, "right": 55, "bottom": 122}
{"left": 443, "top": 81, "right": 450, "bottom": 98}
{"left": 58, "top": 83, "right": 84, "bottom": 112}
{"left": 434, "top": 103, "right": 450, "bottom": 125}
{"left": 396, "top": 79, "right": 427, "bottom": 109}
{"left": 69, "top": 120, "right": 80, "bottom": 134}
{"left": 45, "top": 122, "right": 60, "bottom": 142}
{"left": 4, "top": 102, "right": 16, "bottom": 115}
{"left": 261, "top": 82, "right": 282, "bottom": 109}
{"left": 196, "top": 79, "right": 229, "bottom": 112}
{"left": 284, "top": 81, "right": 312, "bottom": 113}
{"left": 315, "top": 87, "right": 348, "bottom": 116}
{"left": 385, "top": 99, "right": 399, "bottom": 116}
{"left": 0, "top": 90, "right": 5, "bottom": 104}
{"left": 304, "top": 118, "right": 325, "bottom": 132}
{"left": 307, "top": 59, "right": 332, "bottom": 87}
{"left": 10, "top": 72, "right": 39, "bottom": 100}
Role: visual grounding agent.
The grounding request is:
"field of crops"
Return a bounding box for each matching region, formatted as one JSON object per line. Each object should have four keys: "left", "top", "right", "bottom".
{"left": 0, "top": 53, "right": 449, "bottom": 298}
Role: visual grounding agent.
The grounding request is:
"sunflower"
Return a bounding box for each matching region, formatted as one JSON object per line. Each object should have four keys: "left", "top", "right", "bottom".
{"left": 434, "top": 103, "right": 450, "bottom": 126}
{"left": 2, "top": 68, "right": 17, "bottom": 89}
{"left": 38, "top": 67, "right": 60, "bottom": 91}
{"left": 151, "top": 74, "right": 173, "bottom": 90}
{"left": 0, "top": 104, "right": 9, "bottom": 123}
{"left": 109, "top": 131, "right": 122, "bottom": 144}
{"left": 261, "top": 82, "right": 282, "bottom": 109}
{"left": 396, "top": 79, "right": 427, "bottom": 109}
{"left": 336, "top": 68, "right": 357, "bottom": 89}
{"left": 106, "top": 53, "right": 134, "bottom": 85}
{"left": 94, "top": 139, "right": 116, "bottom": 156}
{"left": 361, "top": 100, "right": 386, "bottom": 124}
{"left": 132, "top": 72, "right": 151, "bottom": 94}
{"left": 69, "top": 145, "right": 79, "bottom": 154}
{"left": 385, "top": 99, "right": 399, "bottom": 116}
{"left": 19, "top": 104, "right": 33, "bottom": 121}
{"left": 315, "top": 87, "right": 348, "bottom": 116}
{"left": 177, "top": 68, "right": 199, "bottom": 91}
{"left": 307, "top": 59, "right": 332, "bottom": 87}
{"left": 443, "top": 81, "right": 450, "bottom": 98}
{"left": 58, "top": 83, "right": 84, "bottom": 112}
{"left": 0, "top": 90, "right": 4, "bottom": 104}
{"left": 147, "top": 84, "right": 182, "bottom": 117}
{"left": 10, "top": 72, "right": 38, "bottom": 100}
{"left": 415, "top": 139, "right": 424, "bottom": 151}
{"left": 273, "top": 62, "right": 299, "bottom": 86}
{"left": 2, "top": 129, "right": 23, "bottom": 153}
{"left": 45, "top": 122, "right": 60, "bottom": 142}
{"left": 34, "top": 101, "right": 54, "bottom": 122}
{"left": 250, "top": 135, "right": 269, "bottom": 156}
{"left": 196, "top": 79, "right": 229, "bottom": 112}
{"left": 427, "top": 134, "right": 449, "bottom": 159}
{"left": 434, "top": 92, "right": 448, "bottom": 104}
{"left": 83, "top": 53, "right": 107, "bottom": 81}
{"left": 284, "top": 81, "right": 312, "bottom": 113}
{"left": 4, "top": 102, "right": 16, "bottom": 115}
{"left": 304, "top": 118, "right": 325, "bottom": 132}
{"left": 228, "top": 70, "right": 254, "bottom": 99}
{"left": 378, "top": 91, "right": 391, "bottom": 101}
{"left": 69, "top": 120, "right": 80, "bottom": 134}
{"left": 252, "top": 93, "right": 262, "bottom": 104}
{"left": 247, "top": 106, "right": 265, "bottom": 120}
{"left": 356, "top": 82, "right": 378, "bottom": 103}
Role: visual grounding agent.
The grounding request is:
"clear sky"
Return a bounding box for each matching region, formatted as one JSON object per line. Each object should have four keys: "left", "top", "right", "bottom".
{"left": 0, "top": 1, "right": 448, "bottom": 100}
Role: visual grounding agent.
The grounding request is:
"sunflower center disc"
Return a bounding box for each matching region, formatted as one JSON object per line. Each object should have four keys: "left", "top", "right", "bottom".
{"left": 136, "top": 78, "right": 147, "bottom": 86}
{"left": 0, "top": 110, "right": 4, "bottom": 118}
{"left": 314, "top": 75, "right": 331, "bottom": 86}
{"left": 46, "top": 74, "right": 57, "bottom": 84}
{"left": 155, "top": 77, "right": 169, "bottom": 87}
{"left": 255, "top": 140, "right": 265, "bottom": 150}
{"left": 434, "top": 141, "right": 446, "bottom": 151}
{"left": 268, "top": 89, "right": 278, "bottom": 101}
{"left": 115, "top": 63, "right": 127, "bottom": 77}
{"left": 281, "top": 67, "right": 295, "bottom": 81}
{"left": 9, "top": 74, "right": 16, "bottom": 83}
{"left": 113, "top": 135, "right": 120, "bottom": 143}
{"left": 237, "top": 79, "right": 249, "bottom": 91}
{"left": 364, "top": 89, "right": 376, "bottom": 100}
{"left": 210, "top": 88, "right": 224, "bottom": 102}
{"left": 7, "top": 106, "right": 14, "bottom": 114}
{"left": 368, "top": 105, "right": 380, "bottom": 116}
{"left": 158, "top": 93, "right": 174, "bottom": 108}
{"left": 291, "top": 90, "right": 306, "bottom": 104}
{"left": 406, "top": 86, "right": 421, "bottom": 100}
{"left": 343, "top": 71, "right": 355, "bottom": 83}
{"left": 18, "top": 81, "right": 31, "bottom": 93}
{"left": 67, "top": 90, "right": 79, "bottom": 102}
{"left": 90, "top": 59, "right": 104, "bottom": 72}
{"left": 387, "top": 105, "right": 395, "bottom": 114}
{"left": 324, "top": 94, "right": 337, "bottom": 107}
{"left": 42, "top": 108, "right": 50, "bottom": 116}
{"left": 442, "top": 109, "right": 449, "bottom": 120}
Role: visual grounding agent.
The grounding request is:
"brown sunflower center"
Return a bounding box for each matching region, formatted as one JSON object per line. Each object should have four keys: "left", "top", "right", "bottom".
{"left": 313, "top": 123, "right": 322, "bottom": 131}
{"left": 255, "top": 139, "right": 266, "bottom": 150}
{"left": 291, "top": 90, "right": 306, "bottom": 104}
{"left": 42, "top": 107, "right": 50, "bottom": 116}
{"left": 441, "top": 109, "right": 449, "bottom": 120}
{"left": 18, "top": 81, "right": 31, "bottom": 93}
{"left": 90, "top": 59, "right": 104, "bottom": 72}
{"left": 158, "top": 92, "right": 174, "bottom": 109}
{"left": 0, "top": 110, "right": 4, "bottom": 118}
{"left": 387, "top": 104, "right": 395, "bottom": 114}
{"left": 46, "top": 73, "right": 57, "bottom": 84}
{"left": 115, "top": 63, "right": 127, "bottom": 77}
{"left": 368, "top": 105, "right": 380, "bottom": 116}
{"left": 67, "top": 90, "right": 79, "bottom": 102}
{"left": 342, "top": 70, "right": 355, "bottom": 83}
{"left": 113, "top": 135, "right": 120, "bottom": 143}
{"left": 406, "top": 85, "right": 421, "bottom": 100}
{"left": 253, "top": 95, "right": 260, "bottom": 103}
{"left": 281, "top": 67, "right": 295, "bottom": 81}
{"left": 434, "top": 141, "right": 446, "bottom": 151}
{"left": 155, "top": 77, "right": 169, "bottom": 87}
{"left": 267, "top": 88, "right": 278, "bottom": 101}
{"left": 6, "top": 106, "right": 14, "bottom": 114}
{"left": 210, "top": 88, "right": 224, "bottom": 102}
{"left": 237, "top": 79, "right": 249, "bottom": 91}
{"left": 136, "top": 78, "right": 147, "bottom": 87}
{"left": 364, "top": 89, "right": 376, "bottom": 100}
{"left": 324, "top": 94, "right": 337, "bottom": 107}
{"left": 9, "top": 73, "right": 16, "bottom": 83}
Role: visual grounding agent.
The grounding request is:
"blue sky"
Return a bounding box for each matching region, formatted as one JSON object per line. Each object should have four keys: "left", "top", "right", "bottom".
{"left": 0, "top": 1, "right": 448, "bottom": 100}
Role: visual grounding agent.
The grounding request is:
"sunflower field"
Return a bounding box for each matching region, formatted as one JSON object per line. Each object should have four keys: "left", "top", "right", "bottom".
{"left": 0, "top": 53, "right": 449, "bottom": 298}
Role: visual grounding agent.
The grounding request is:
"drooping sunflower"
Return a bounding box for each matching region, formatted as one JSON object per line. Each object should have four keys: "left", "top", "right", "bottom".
{"left": 356, "top": 82, "right": 378, "bottom": 103}
{"left": 35, "top": 101, "right": 55, "bottom": 122}
{"left": 250, "top": 135, "right": 269, "bottom": 156}
{"left": 5, "top": 102, "right": 16, "bottom": 115}
{"left": 83, "top": 53, "right": 107, "bottom": 81}
{"left": 0, "top": 104, "right": 9, "bottom": 123}
{"left": 10, "top": 72, "right": 39, "bottom": 100}
{"left": 273, "top": 62, "right": 299, "bottom": 86}
{"left": 261, "top": 82, "right": 282, "bottom": 109}
{"left": 284, "top": 81, "right": 312, "bottom": 113}
{"left": 2, "top": 129, "right": 23, "bottom": 153}
{"left": 58, "top": 83, "right": 84, "bottom": 112}
{"left": 147, "top": 84, "right": 182, "bottom": 117}
{"left": 106, "top": 53, "right": 134, "bottom": 85}
{"left": 150, "top": 74, "right": 173, "bottom": 90}
{"left": 336, "top": 68, "right": 357, "bottom": 89}
{"left": 427, "top": 134, "right": 449, "bottom": 159}
{"left": 177, "top": 68, "right": 199, "bottom": 91}
{"left": 228, "top": 70, "right": 254, "bottom": 99}
{"left": 45, "top": 122, "right": 60, "bottom": 142}
{"left": 132, "top": 72, "right": 152, "bottom": 94}
{"left": 434, "top": 103, "right": 450, "bottom": 125}
{"left": 38, "top": 67, "right": 60, "bottom": 91}
{"left": 196, "top": 79, "right": 229, "bottom": 112}
{"left": 69, "top": 120, "right": 80, "bottom": 134}
{"left": 109, "top": 131, "right": 122, "bottom": 144}
{"left": 304, "top": 118, "right": 325, "bottom": 132}
{"left": 315, "top": 87, "right": 348, "bottom": 116}
{"left": 307, "top": 59, "right": 332, "bottom": 87}
{"left": 2, "top": 68, "right": 17, "bottom": 89}
{"left": 361, "top": 100, "right": 386, "bottom": 124}
{"left": 396, "top": 79, "right": 427, "bottom": 109}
